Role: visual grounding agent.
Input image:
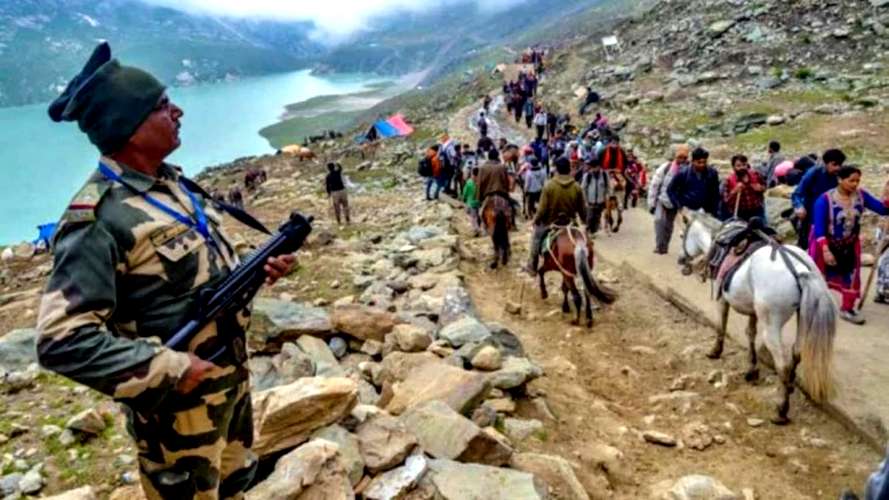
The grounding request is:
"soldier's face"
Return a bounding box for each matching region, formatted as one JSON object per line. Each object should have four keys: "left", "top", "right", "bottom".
{"left": 129, "top": 95, "right": 184, "bottom": 159}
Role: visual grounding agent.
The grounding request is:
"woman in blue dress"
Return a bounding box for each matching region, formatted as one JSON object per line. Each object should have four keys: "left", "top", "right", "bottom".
{"left": 810, "top": 166, "right": 889, "bottom": 324}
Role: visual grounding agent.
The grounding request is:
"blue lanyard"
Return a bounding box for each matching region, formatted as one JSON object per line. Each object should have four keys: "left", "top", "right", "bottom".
{"left": 98, "top": 163, "right": 218, "bottom": 250}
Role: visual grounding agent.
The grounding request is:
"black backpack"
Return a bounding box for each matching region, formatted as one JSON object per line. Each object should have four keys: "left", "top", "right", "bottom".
{"left": 418, "top": 157, "right": 432, "bottom": 177}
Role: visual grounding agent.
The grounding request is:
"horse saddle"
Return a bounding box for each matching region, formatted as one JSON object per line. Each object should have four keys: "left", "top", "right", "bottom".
{"left": 708, "top": 217, "right": 776, "bottom": 299}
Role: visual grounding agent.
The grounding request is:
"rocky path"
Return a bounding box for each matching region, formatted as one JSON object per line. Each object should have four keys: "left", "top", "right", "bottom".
{"left": 594, "top": 207, "right": 889, "bottom": 451}
{"left": 452, "top": 202, "right": 879, "bottom": 499}
{"left": 448, "top": 95, "right": 530, "bottom": 146}
{"left": 447, "top": 91, "right": 881, "bottom": 497}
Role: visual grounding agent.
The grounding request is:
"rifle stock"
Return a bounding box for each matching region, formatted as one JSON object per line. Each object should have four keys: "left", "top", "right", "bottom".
{"left": 165, "top": 211, "right": 313, "bottom": 359}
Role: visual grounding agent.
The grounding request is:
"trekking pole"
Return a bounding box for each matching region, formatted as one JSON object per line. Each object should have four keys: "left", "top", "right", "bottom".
{"left": 856, "top": 218, "right": 889, "bottom": 313}
{"left": 733, "top": 190, "right": 742, "bottom": 219}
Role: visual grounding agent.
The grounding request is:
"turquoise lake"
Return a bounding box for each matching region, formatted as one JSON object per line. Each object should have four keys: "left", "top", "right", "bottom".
{"left": 0, "top": 70, "right": 378, "bottom": 244}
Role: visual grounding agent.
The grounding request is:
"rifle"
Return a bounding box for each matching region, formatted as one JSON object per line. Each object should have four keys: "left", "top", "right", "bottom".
{"left": 165, "top": 211, "right": 313, "bottom": 361}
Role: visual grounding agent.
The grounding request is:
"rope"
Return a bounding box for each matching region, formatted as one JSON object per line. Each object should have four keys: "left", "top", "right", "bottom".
{"left": 544, "top": 224, "right": 585, "bottom": 278}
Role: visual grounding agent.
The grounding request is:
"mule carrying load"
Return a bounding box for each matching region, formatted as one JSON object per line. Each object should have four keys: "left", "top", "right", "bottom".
{"left": 679, "top": 210, "right": 836, "bottom": 425}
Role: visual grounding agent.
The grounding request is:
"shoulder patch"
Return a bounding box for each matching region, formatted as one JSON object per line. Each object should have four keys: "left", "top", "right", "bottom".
{"left": 61, "top": 177, "right": 112, "bottom": 224}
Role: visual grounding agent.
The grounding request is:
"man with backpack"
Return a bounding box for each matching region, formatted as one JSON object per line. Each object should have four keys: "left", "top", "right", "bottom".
{"left": 478, "top": 111, "right": 489, "bottom": 138}
{"left": 420, "top": 145, "right": 444, "bottom": 201}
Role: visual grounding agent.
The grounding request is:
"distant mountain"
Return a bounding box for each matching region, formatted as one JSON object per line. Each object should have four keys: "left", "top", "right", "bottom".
{"left": 314, "top": 0, "right": 604, "bottom": 79}
{"left": 0, "top": 0, "right": 323, "bottom": 107}
{"left": 0, "top": 0, "right": 614, "bottom": 108}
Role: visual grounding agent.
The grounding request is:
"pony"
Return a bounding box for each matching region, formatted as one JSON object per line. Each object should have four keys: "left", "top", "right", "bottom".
{"left": 360, "top": 141, "right": 381, "bottom": 160}
{"left": 538, "top": 225, "right": 617, "bottom": 326}
{"left": 481, "top": 194, "right": 514, "bottom": 270}
{"left": 603, "top": 172, "right": 624, "bottom": 233}
{"left": 679, "top": 211, "right": 837, "bottom": 424}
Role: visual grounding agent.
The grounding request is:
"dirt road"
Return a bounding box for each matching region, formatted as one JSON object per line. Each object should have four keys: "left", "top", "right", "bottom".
{"left": 447, "top": 97, "right": 883, "bottom": 498}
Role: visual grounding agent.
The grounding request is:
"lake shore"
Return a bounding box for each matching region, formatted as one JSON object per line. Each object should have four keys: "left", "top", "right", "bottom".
{"left": 259, "top": 70, "right": 427, "bottom": 149}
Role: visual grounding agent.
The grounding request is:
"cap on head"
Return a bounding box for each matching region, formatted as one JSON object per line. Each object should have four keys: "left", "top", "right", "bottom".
{"left": 48, "top": 42, "right": 166, "bottom": 155}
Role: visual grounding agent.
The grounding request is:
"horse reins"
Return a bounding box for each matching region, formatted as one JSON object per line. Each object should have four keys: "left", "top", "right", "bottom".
{"left": 546, "top": 224, "right": 584, "bottom": 278}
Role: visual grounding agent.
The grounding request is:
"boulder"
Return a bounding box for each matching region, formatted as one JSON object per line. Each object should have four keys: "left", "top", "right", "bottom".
{"left": 404, "top": 226, "right": 442, "bottom": 244}
{"left": 356, "top": 415, "right": 418, "bottom": 473}
{"left": 252, "top": 377, "right": 358, "bottom": 458}
{"left": 487, "top": 357, "right": 543, "bottom": 390}
{"left": 251, "top": 299, "right": 332, "bottom": 350}
{"left": 379, "top": 352, "right": 443, "bottom": 385}
{"left": 650, "top": 475, "right": 739, "bottom": 500}
{"left": 44, "top": 486, "right": 98, "bottom": 500}
{"left": 400, "top": 401, "right": 512, "bottom": 466}
{"left": 297, "top": 335, "right": 344, "bottom": 377}
{"left": 0, "top": 329, "right": 38, "bottom": 371}
{"left": 390, "top": 324, "right": 433, "bottom": 353}
{"left": 331, "top": 305, "right": 395, "bottom": 342}
{"left": 425, "top": 459, "right": 544, "bottom": 500}
{"left": 502, "top": 418, "right": 544, "bottom": 443}
{"left": 246, "top": 439, "right": 353, "bottom": 500}
{"left": 470, "top": 346, "right": 502, "bottom": 371}
{"left": 249, "top": 344, "right": 316, "bottom": 391}
{"left": 385, "top": 363, "right": 489, "bottom": 416}
{"left": 439, "top": 287, "right": 474, "bottom": 326}
{"left": 643, "top": 430, "right": 678, "bottom": 447}
{"left": 363, "top": 454, "right": 428, "bottom": 500}
{"left": 708, "top": 20, "right": 735, "bottom": 37}
{"left": 311, "top": 425, "right": 365, "bottom": 486}
{"left": 438, "top": 317, "right": 491, "bottom": 348}
{"left": 511, "top": 453, "right": 590, "bottom": 500}
{"left": 66, "top": 409, "right": 106, "bottom": 436}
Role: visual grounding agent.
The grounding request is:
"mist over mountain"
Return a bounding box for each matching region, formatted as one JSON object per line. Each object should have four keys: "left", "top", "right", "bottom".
{"left": 0, "top": 0, "right": 606, "bottom": 108}
{"left": 0, "top": 0, "right": 322, "bottom": 107}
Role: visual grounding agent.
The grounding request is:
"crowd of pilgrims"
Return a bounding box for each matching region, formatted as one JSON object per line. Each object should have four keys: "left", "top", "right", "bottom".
{"left": 418, "top": 60, "right": 889, "bottom": 326}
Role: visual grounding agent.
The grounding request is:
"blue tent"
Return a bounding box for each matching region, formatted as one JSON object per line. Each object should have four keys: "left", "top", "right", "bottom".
{"left": 372, "top": 119, "right": 400, "bottom": 138}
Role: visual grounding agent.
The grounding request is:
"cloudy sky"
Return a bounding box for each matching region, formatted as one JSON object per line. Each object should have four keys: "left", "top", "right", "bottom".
{"left": 140, "top": 0, "right": 529, "bottom": 40}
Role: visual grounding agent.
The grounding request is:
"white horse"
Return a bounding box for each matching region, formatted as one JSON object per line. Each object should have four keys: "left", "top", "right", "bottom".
{"left": 678, "top": 211, "right": 837, "bottom": 424}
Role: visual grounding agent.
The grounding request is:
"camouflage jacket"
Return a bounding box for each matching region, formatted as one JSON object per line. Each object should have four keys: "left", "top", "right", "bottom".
{"left": 37, "top": 157, "right": 250, "bottom": 413}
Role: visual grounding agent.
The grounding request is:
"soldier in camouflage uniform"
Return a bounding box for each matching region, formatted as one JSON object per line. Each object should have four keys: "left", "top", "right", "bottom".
{"left": 36, "top": 43, "right": 294, "bottom": 499}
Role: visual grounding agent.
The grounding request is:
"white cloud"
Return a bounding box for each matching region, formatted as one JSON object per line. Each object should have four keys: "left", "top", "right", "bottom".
{"left": 138, "top": 0, "right": 529, "bottom": 41}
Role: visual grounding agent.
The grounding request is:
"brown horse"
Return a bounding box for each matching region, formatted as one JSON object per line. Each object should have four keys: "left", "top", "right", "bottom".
{"left": 603, "top": 172, "right": 624, "bottom": 233}
{"left": 360, "top": 141, "right": 381, "bottom": 160}
{"left": 538, "top": 225, "right": 617, "bottom": 326}
{"left": 481, "top": 194, "right": 514, "bottom": 269}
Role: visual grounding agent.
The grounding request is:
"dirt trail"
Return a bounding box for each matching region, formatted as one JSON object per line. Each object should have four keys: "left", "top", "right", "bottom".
{"left": 448, "top": 94, "right": 879, "bottom": 498}
{"left": 454, "top": 214, "right": 877, "bottom": 499}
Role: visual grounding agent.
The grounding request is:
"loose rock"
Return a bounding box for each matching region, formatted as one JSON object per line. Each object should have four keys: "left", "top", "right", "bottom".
{"left": 252, "top": 377, "right": 358, "bottom": 458}
{"left": 357, "top": 415, "right": 418, "bottom": 473}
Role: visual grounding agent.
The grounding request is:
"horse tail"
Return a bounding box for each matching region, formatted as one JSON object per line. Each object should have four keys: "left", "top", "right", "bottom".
{"left": 797, "top": 271, "right": 837, "bottom": 403}
{"left": 574, "top": 238, "right": 617, "bottom": 304}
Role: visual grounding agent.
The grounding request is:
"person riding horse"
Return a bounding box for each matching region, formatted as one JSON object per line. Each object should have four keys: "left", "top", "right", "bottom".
{"left": 526, "top": 157, "right": 587, "bottom": 276}
{"left": 478, "top": 149, "right": 520, "bottom": 220}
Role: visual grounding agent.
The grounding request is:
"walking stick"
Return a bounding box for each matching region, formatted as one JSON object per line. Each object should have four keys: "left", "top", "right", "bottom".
{"left": 856, "top": 218, "right": 889, "bottom": 312}
{"left": 733, "top": 189, "right": 742, "bottom": 219}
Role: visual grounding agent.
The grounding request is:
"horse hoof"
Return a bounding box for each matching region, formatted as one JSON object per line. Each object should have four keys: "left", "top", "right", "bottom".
{"left": 706, "top": 349, "right": 723, "bottom": 360}
{"left": 586, "top": 321, "right": 593, "bottom": 329}
{"left": 681, "top": 266, "right": 693, "bottom": 276}
{"left": 571, "top": 319, "right": 580, "bottom": 326}
{"left": 744, "top": 369, "right": 760, "bottom": 383}
{"left": 771, "top": 415, "right": 791, "bottom": 426}
{"left": 489, "top": 262, "right": 499, "bottom": 270}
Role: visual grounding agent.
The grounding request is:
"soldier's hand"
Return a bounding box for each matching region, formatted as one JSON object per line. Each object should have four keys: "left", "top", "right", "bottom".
{"left": 264, "top": 254, "right": 296, "bottom": 285}
{"left": 176, "top": 353, "right": 216, "bottom": 394}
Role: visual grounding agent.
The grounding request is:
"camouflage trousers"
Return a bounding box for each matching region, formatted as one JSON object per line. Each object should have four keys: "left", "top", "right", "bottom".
{"left": 126, "top": 381, "right": 256, "bottom": 500}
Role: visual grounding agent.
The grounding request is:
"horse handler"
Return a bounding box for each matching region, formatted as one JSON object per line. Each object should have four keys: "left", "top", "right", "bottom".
{"left": 37, "top": 43, "right": 294, "bottom": 499}
{"left": 525, "top": 157, "right": 587, "bottom": 276}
